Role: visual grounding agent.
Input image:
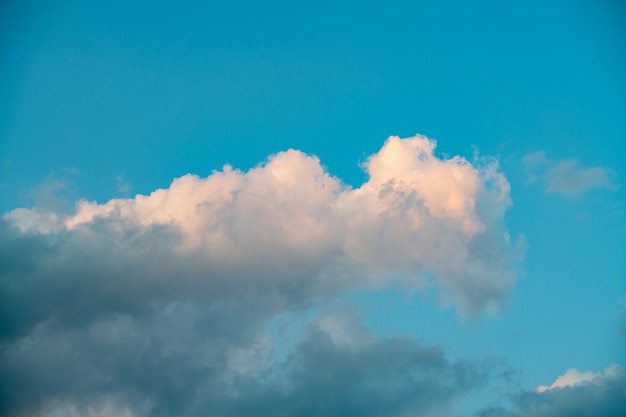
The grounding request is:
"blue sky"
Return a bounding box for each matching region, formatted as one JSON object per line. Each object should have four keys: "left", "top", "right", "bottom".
{"left": 1, "top": 1, "right": 625, "bottom": 416}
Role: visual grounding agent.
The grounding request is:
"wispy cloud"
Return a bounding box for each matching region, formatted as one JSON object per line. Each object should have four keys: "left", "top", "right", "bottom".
{"left": 116, "top": 173, "right": 132, "bottom": 196}
{"left": 522, "top": 151, "right": 619, "bottom": 196}
{"left": 28, "top": 172, "right": 76, "bottom": 212}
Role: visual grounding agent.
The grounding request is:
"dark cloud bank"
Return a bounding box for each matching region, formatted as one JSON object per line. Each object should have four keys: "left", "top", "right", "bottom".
{"left": 479, "top": 366, "right": 626, "bottom": 417}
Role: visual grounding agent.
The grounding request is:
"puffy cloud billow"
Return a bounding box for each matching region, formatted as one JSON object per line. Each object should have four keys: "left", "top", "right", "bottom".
{"left": 0, "top": 135, "right": 519, "bottom": 416}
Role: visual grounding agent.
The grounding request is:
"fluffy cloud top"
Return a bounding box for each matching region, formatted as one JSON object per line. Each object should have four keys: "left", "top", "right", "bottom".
{"left": 6, "top": 135, "right": 516, "bottom": 315}
{"left": 523, "top": 151, "right": 619, "bottom": 196}
{"left": 0, "top": 135, "right": 519, "bottom": 416}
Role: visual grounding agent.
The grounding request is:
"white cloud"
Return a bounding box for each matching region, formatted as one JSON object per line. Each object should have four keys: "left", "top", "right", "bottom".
{"left": 535, "top": 369, "right": 599, "bottom": 393}
{"left": 5, "top": 135, "right": 517, "bottom": 316}
{"left": 523, "top": 151, "right": 619, "bottom": 196}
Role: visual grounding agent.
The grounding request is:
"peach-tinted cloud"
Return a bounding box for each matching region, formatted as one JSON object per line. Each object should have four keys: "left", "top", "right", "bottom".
{"left": 5, "top": 135, "right": 518, "bottom": 315}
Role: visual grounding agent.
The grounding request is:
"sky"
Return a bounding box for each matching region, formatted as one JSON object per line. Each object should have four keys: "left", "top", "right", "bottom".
{"left": 1, "top": 1, "right": 625, "bottom": 416}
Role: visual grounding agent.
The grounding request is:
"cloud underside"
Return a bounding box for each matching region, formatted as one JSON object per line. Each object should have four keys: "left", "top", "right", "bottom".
{"left": 522, "top": 151, "right": 618, "bottom": 196}
{"left": 1, "top": 311, "right": 489, "bottom": 417}
{"left": 480, "top": 365, "right": 626, "bottom": 417}
{"left": 0, "top": 135, "right": 521, "bottom": 416}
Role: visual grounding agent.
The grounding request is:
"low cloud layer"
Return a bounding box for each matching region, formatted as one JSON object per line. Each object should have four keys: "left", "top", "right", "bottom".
{"left": 0, "top": 135, "right": 519, "bottom": 416}
{"left": 523, "top": 151, "right": 619, "bottom": 196}
{"left": 479, "top": 364, "right": 626, "bottom": 417}
{"left": 0, "top": 314, "right": 492, "bottom": 417}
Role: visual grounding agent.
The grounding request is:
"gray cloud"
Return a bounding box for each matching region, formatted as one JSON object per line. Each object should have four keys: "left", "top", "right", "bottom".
{"left": 478, "top": 364, "right": 626, "bottom": 417}
{"left": 0, "top": 309, "right": 493, "bottom": 417}
{"left": 523, "top": 151, "right": 619, "bottom": 196}
{"left": 0, "top": 217, "right": 346, "bottom": 344}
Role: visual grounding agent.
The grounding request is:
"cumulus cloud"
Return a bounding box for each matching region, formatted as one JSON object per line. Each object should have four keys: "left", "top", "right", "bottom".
{"left": 0, "top": 135, "right": 520, "bottom": 416}
{"left": 5, "top": 135, "right": 517, "bottom": 316}
{"left": 522, "top": 151, "right": 619, "bottom": 196}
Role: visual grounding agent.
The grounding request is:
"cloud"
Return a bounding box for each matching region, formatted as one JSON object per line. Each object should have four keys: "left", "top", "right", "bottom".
{"left": 116, "top": 174, "right": 132, "bottom": 196}
{"left": 222, "top": 321, "right": 490, "bottom": 417}
{"left": 478, "top": 364, "right": 626, "bottom": 417}
{"left": 0, "top": 310, "right": 493, "bottom": 417}
{"left": 4, "top": 135, "right": 518, "bottom": 316}
{"left": 0, "top": 135, "right": 520, "bottom": 416}
{"left": 535, "top": 367, "right": 602, "bottom": 393}
{"left": 30, "top": 173, "right": 72, "bottom": 212}
{"left": 522, "top": 151, "right": 619, "bottom": 196}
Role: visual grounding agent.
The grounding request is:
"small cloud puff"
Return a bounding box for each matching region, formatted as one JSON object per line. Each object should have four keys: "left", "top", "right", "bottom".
{"left": 116, "top": 174, "right": 132, "bottom": 195}
{"left": 522, "top": 151, "right": 618, "bottom": 196}
{"left": 534, "top": 365, "right": 618, "bottom": 393}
